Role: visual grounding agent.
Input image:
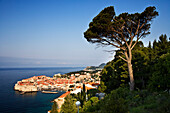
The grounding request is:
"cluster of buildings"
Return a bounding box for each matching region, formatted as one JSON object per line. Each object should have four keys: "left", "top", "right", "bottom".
{"left": 14, "top": 70, "right": 102, "bottom": 93}
{"left": 14, "top": 75, "right": 73, "bottom": 92}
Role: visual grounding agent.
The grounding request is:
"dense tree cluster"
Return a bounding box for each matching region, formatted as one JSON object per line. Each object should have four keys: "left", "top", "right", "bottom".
{"left": 52, "top": 35, "right": 169, "bottom": 113}
{"left": 101, "top": 34, "right": 170, "bottom": 93}
{"left": 83, "top": 87, "right": 170, "bottom": 113}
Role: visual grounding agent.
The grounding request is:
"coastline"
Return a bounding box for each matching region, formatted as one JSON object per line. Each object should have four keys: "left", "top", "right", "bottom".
{"left": 14, "top": 65, "right": 102, "bottom": 94}
{"left": 13, "top": 66, "right": 103, "bottom": 113}
{"left": 1, "top": 67, "right": 84, "bottom": 113}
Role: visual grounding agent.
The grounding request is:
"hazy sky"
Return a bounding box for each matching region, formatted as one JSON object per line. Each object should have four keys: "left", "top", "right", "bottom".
{"left": 0, "top": 0, "right": 169, "bottom": 67}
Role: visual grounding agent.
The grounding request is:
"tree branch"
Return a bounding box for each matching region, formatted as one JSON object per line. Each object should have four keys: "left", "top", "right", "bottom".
{"left": 139, "top": 20, "right": 147, "bottom": 29}
{"left": 124, "top": 50, "right": 129, "bottom": 60}
{"left": 120, "top": 51, "right": 125, "bottom": 55}
{"left": 119, "top": 55, "right": 127, "bottom": 62}
{"left": 130, "top": 20, "right": 140, "bottom": 47}
{"left": 112, "top": 28, "right": 124, "bottom": 35}
{"left": 112, "top": 34, "right": 125, "bottom": 44}
{"left": 103, "top": 39, "right": 126, "bottom": 50}
{"left": 135, "top": 20, "right": 140, "bottom": 36}
{"left": 128, "top": 19, "right": 137, "bottom": 25}
{"left": 131, "top": 36, "right": 139, "bottom": 50}
{"left": 97, "top": 37, "right": 126, "bottom": 50}
{"left": 125, "top": 27, "right": 131, "bottom": 36}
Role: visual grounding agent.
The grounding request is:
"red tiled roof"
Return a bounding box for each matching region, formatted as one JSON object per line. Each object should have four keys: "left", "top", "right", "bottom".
{"left": 59, "top": 91, "right": 70, "bottom": 98}
{"left": 42, "top": 83, "right": 48, "bottom": 85}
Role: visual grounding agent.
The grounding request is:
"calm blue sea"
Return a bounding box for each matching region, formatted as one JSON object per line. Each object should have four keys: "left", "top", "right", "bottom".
{"left": 0, "top": 67, "right": 84, "bottom": 113}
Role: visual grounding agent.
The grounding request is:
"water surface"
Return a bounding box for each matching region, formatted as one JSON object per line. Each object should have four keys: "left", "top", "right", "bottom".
{"left": 0, "top": 67, "right": 84, "bottom": 113}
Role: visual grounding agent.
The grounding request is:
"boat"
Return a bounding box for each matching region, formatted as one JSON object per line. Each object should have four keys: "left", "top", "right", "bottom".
{"left": 41, "top": 91, "right": 58, "bottom": 94}
{"left": 20, "top": 91, "right": 26, "bottom": 95}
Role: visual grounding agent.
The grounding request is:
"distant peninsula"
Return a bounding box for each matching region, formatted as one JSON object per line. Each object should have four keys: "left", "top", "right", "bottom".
{"left": 14, "top": 64, "right": 105, "bottom": 94}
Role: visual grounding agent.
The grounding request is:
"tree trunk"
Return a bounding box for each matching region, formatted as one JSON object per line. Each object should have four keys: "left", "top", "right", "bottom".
{"left": 127, "top": 60, "right": 134, "bottom": 91}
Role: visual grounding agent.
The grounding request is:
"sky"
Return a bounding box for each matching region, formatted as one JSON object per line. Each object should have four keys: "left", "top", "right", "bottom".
{"left": 0, "top": 0, "right": 169, "bottom": 68}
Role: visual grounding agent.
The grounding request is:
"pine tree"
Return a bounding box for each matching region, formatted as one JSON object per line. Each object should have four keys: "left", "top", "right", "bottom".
{"left": 84, "top": 6, "right": 158, "bottom": 91}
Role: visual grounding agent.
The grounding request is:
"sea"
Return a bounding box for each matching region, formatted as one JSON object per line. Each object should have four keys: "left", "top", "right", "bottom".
{"left": 0, "top": 67, "right": 84, "bottom": 113}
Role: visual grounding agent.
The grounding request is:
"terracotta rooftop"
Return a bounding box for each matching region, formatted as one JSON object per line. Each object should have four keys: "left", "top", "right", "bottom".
{"left": 59, "top": 91, "right": 70, "bottom": 98}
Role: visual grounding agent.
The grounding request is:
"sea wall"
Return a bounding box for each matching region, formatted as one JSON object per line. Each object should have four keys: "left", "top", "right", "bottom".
{"left": 14, "top": 84, "right": 38, "bottom": 92}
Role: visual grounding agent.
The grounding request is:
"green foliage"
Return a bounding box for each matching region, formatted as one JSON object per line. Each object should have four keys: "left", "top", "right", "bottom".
{"left": 98, "top": 81, "right": 107, "bottom": 93}
{"left": 84, "top": 6, "right": 115, "bottom": 40}
{"left": 84, "top": 87, "right": 129, "bottom": 113}
{"left": 96, "top": 34, "right": 169, "bottom": 111}
{"left": 51, "top": 101, "right": 58, "bottom": 113}
{"left": 109, "top": 88, "right": 170, "bottom": 113}
{"left": 101, "top": 41, "right": 149, "bottom": 92}
{"left": 62, "top": 88, "right": 170, "bottom": 113}
{"left": 61, "top": 94, "right": 77, "bottom": 113}
{"left": 79, "top": 33, "right": 170, "bottom": 113}
{"left": 86, "top": 87, "right": 170, "bottom": 113}
{"left": 132, "top": 45, "right": 151, "bottom": 89}
{"left": 101, "top": 34, "right": 170, "bottom": 92}
{"left": 84, "top": 6, "right": 158, "bottom": 45}
{"left": 100, "top": 90, "right": 128, "bottom": 113}
{"left": 77, "top": 84, "right": 86, "bottom": 107}
{"left": 101, "top": 55, "right": 129, "bottom": 93}
{"left": 101, "top": 60, "right": 118, "bottom": 92}
{"left": 87, "top": 89, "right": 98, "bottom": 99}
{"left": 146, "top": 34, "right": 170, "bottom": 92}
{"left": 82, "top": 97, "right": 99, "bottom": 112}
{"left": 129, "top": 92, "right": 170, "bottom": 113}
{"left": 99, "top": 95, "right": 127, "bottom": 113}
{"left": 148, "top": 53, "right": 170, "bottom": 92}
{"left": 153, "top": 34, "right": 170, "bottom": 56}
